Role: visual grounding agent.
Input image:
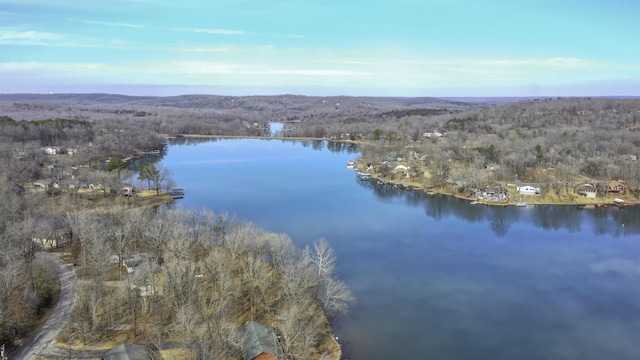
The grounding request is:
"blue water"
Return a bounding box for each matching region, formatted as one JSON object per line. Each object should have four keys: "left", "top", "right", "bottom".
{"left": 161, "top": 138, "right": 640, "bottom": 360}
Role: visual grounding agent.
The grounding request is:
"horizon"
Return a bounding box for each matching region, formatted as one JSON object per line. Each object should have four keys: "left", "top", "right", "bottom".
{"left": 1, "top": 1, "right": 639, "bottom": 97}
{"left": 1, "top": 92, "right": 639, "bottom": 100}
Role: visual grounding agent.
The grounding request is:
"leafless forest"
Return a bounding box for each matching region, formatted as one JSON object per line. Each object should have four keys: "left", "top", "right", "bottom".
{"left": 1, "top": 94, "right": 637, "bottom": 184}
{"left": 0, "top": 94, "right": 638, "bottom": 358}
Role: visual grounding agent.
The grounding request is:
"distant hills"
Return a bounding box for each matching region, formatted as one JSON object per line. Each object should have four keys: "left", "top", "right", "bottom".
{"left": 0, "top": 93, "right": 508, "bottom": 108}
{"left": 2, "top": 93, "right": 634, "bottom": 124}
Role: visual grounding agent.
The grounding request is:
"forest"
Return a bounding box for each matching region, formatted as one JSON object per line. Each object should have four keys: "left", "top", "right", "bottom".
{"left": 1, "top": 94, "right": 637, "bottom": 190}
{"left": 0, "top": 94, "right": 360, "bottom": 359}
{"left": 0, "top": 94, "right": 638, "bottom": 358}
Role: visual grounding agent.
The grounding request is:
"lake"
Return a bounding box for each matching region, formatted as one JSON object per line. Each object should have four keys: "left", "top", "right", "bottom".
{"left": 161, "top": 138, "right": 640, "bottom": 360}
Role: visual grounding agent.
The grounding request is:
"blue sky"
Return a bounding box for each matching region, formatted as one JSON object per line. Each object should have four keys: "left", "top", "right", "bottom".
{"left": 1, "top": 0, "right": 638, "bottom": 96}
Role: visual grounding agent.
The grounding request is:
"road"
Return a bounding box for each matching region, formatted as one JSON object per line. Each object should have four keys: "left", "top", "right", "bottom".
{"left": 12, "top": 253, "right": 79, "bottom": 360}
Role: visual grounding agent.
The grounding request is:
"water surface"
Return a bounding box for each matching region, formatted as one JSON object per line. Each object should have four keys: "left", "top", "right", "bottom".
{"left": 161, "top": 138, "right": 640, "bottom": 360}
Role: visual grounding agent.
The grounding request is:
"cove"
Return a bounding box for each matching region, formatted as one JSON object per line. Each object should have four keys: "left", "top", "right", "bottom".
{"left": 161, "top": 138, "right": 640, "bottom": 360}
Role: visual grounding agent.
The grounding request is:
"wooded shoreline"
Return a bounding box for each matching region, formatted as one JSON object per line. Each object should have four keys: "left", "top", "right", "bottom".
{"left": 174, "top": 133, "right": 639, "bottom": 208}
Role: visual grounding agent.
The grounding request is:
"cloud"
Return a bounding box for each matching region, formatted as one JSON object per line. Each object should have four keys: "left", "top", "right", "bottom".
{"left": 69, "top": 18, "right": 145, "bottom": 29}
{"left": 0, "top": 29, "right": 138, "bottom": 49}
{"left": 174, "top": 27, "right": 247, "bottom": 35}
{"left": 173, "top": 27, "right": 305, "bottom": 39}
{"left": 2, "top": 53, "right": 637, "bottom": 97}
{"left": 154, "top": 45, "right": 232, "bottom": 53}
{"left": 0, "top": 30, "right": 64, "bottom": 42}
{"left": 590, "top": 259, "right": 640, "bottom": 279}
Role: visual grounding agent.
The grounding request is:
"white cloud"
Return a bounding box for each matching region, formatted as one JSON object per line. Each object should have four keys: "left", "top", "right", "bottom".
{"left": 69, "top": 19, "right": 145, "bottom": 29}
{"left": 0, "top": 29, "right": 139, "bottom": 49}
{"left": 174, "top": 27, "right": 247, "bottom": 35}
{"left": 173, "top": 27, "right": 305, "bottom": 39}
{"left": 0, "top": 30, "right": 64, "bottom": 42}
{"left": 1, "top": 53, "right": 637, "bottom": 96}
{"left": 155, "top": 45, "right": 233, "bottom": 53}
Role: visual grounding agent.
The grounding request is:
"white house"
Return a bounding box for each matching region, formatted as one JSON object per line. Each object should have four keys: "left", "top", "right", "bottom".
{"left": 393, "top": 164, "right": 410, "bottom": 177}
{"left": 423, "top": 131, "right": 443, "bottom": 139}
{"left": 43, "top": 146, "right": 63, "bottom": 155}
{"left": 576, "top": 183, "right": 597, "bottom": 198}
{"left": 516, "top": 184, "right": 541, "bottom": 195}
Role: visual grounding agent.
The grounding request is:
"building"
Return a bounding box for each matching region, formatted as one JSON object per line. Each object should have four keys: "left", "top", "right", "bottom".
{"left": 516, "top": 184, "right": 541, "bottom": 195}
{"left": 43, "top": 146, "right": 63, "bottom": 155}
{"left": 575, "top": 183, "right": 597, "bottom": 198}
{"left": 607, "top": 180, "right": 627, "bottom": 195}
{"left": 239, "top": 321, "right": 278, "bottom": 360}
{"left": 103, "top": 344, "right": 152, "bottom": 360}
{"left": 392, "top": 164, "right": 411, "bottom": 177}
{"left": 473, "top": 187, "right": 509, "bottom": 201}
{"left": 423, "top": 131, "right": 443, "bottom": 139}
{"left": 33, "top": 179, "right": 53, "bottom": 188}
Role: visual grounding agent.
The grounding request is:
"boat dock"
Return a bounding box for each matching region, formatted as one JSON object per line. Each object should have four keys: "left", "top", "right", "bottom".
{"left": 169, "top": 188, "right": 185, "bottom": 199}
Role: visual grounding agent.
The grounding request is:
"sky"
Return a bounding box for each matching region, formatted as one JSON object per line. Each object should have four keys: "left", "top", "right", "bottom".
{"left": 1, "top": 0, "right": 639, "bottom": 97}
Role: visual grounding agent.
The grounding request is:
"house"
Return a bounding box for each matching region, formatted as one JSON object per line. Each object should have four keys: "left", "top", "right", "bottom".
{"left": 43, "top": 146, "right": 63, "bottom": 155}
{"left": 33, "top": 179, "right": 53, "bottom": 188}
{"left": 103, "top": 344, "right": 153, "bottom": 360}
{"left": 423, "top": 131, "right": 443, "bottom": 139}
{"left": 473, "top": 187, "right": 509, "bottom": 201}
{"left": 607, "top": 180, "right": 627, "bottom": 195}
{"left": 123, "top": 254, "right": 143, "bottom": 273}
{"left": 575, "top": 183, "right": 597, "bottom": 198}
{"left": 121, "top": 184, "right": 136, "bottom": 196}
{"left": 393, "top": 164, "right": 411, "bottom": 177}
{"left": 516, "top": 184, "right": 541, "bottom": 195}
{"left": 239, "top": 321, "right": 278, "bottom": 360}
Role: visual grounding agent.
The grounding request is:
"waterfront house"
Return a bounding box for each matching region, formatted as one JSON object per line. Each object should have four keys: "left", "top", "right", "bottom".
{"left": 607, "top": 180, "right": 627, "bottom": 195}
{"left": 575, "top": 183, "right": 597, "bottom": 198}
{"left": 516, "top": 184, "right": 541, "bottom": 195}
{"left": 473, "top": 187, "right": 509, "bottom": 201}
{"left": 239, "top": 321, "right": 278, "bottom": 360}
{"left": 393, "top": 164, "right": 411, "bottom": 177}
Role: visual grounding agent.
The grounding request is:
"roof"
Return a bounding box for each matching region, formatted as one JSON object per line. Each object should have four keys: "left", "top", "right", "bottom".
{"left": 516, "top": 183, "right": 541, "bottom": 189}
{"left": 576, "top": 183, "right": 597, "bottom": 190}
{"left": 609, "top": 180, "right": 627, "bottom": 187}
{"left": 103, "top": 344, "right": 151, "bottom": 360}
{"left": 239, "top": 321, "right": 278, "bottom": 360}
{"left": 33, "top": 179, "right": 53, "bottom": 186}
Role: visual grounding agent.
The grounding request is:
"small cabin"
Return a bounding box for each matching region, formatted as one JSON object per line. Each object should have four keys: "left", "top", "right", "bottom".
{"left": 239, "top": 321, "right": 278, "bottom": 360}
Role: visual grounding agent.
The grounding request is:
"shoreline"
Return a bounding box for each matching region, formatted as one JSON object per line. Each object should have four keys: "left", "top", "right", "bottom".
{"left": 171, "top": 134, "right": 638, "bottom": 208}
{"left": 354, "top": 171, "right": 639, "bottom": 208}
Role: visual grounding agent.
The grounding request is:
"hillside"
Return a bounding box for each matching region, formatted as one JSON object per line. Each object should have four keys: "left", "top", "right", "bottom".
{"left": 0, "top": 93, "right": 490, "bottom": 122}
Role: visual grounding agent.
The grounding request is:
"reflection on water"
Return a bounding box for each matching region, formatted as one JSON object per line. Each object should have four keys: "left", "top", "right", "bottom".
{"left": 127, "top": 150, "right": 167, "bottom": 171}
{"left": 358, "top": 177, "right": 639, "bottom": 237}
{"left": 161, "top": 139, "right": 640, "bottom": 360}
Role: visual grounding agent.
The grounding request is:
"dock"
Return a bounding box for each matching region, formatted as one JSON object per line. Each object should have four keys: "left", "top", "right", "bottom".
{"left": 169, "top": 188, "right": 185, "bottom": 199}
